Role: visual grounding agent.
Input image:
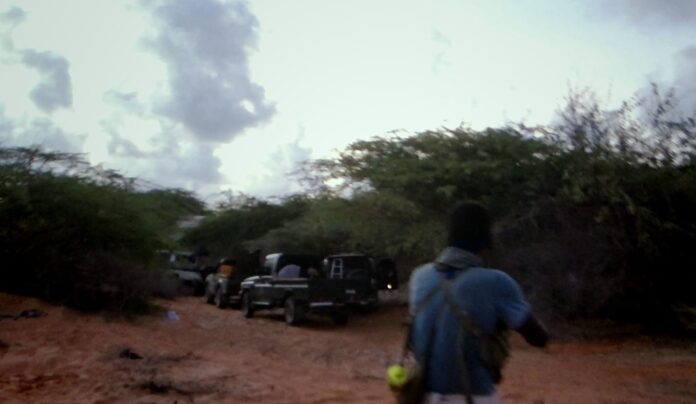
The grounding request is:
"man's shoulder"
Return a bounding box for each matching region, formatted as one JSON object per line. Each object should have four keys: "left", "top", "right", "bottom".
{"left": 409, "top": 262, "right": 440, "bottom": 282}
{"left": 464, "top": 268, "right": 525, "bottom": 300}
{"left": 486, "top": 268, "right": 519, "bottom": 285}
{"left": 457, "top": 266, "right": 521, "bottom": 289}
{"left": 410, "top": 263, "right": 520, "bottom": 287}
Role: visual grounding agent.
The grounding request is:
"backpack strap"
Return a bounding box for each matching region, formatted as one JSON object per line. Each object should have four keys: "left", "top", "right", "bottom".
{"left": 399, "top": 281, "right": 441, "bottom": 365}
{"left": 403, "top": 264, "right": 476, "bottom": 404}
{"left": 439, "top": 275, "right": 476, "bottom": 404}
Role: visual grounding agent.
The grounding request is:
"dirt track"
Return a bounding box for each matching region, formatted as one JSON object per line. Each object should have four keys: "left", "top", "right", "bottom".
{"left": 1, "top": 293, "right": 695, "bottom": 403}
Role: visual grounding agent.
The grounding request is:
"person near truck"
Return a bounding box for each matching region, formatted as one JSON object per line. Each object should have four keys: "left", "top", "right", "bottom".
{"left": 409, "top": 201, "right": 549, "bottom": 404}
{"left": 277, "top": 263, "right": 301, "bottom": 278}
{"left": 216, "top": 258, "right": 236, "bottom": 277}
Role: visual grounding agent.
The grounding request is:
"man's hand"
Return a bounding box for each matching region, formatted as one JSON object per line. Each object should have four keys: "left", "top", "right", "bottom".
{"left": 517, "top": 313, "right": 549, "bottom": 347}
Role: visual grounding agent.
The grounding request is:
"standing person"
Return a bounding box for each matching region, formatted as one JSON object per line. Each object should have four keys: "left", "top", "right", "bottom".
{"left": 277, "top": 263, "right": 301, "bottom": 278}
{"left": 216, "top": 258, "right": 236, "bottom": 277}
{"left": 409, "top": 201, "right": 548, "bottom": 404}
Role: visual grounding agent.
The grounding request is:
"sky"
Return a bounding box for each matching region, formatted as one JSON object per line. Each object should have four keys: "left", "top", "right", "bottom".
{"left": 1, "top": 0, "right": 696, "bottom": 202}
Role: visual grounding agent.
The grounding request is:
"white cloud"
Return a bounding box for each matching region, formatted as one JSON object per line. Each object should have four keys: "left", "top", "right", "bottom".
{"left": 143, "top": 0, "right": 275, "bottom": 142}
{"left": 590, "top": 0, "right": 696, "bottom": 116}
{"left": 673, "top": 46, "right": 696, "bottom": 115}
{"left": 21, "top": 49, "right": 72, "bottom": 113}
{"left": 0, "top": 107, "right": 85, "bottom": 152}
{"left": 594, "top": 0, "right": 696, "bottom": 29}
{"left": 218, "top": 125, "right": 312, "bottom": 198}
{"left": 2, "top": 0, "right": 696, "bottom": 201}
{"left": 0, "top": 6, "right": 25, "bottom": 28}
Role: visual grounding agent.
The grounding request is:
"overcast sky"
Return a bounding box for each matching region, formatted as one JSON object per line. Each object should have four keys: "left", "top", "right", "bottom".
{"left": 1, "top": 0, "right": 695, "bottom": 202}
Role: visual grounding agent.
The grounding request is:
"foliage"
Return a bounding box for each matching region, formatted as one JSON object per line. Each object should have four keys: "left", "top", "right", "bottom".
{"left": 306, "top": 128, "right": 563, "bottom": 216}
{"left": 0, "top": 147, "right": 205, "bottom": 312}
{"left": 7, "top": 82, "right": 693, "bottom": 332}
{"left": 135, "top": 188, "right": 207, "bottom": 245}
{"left": 255, "top": 85, "right": 696, "bottom": 331}
{"left": 248, "top": 192, "right": 443, "bottom": 262}
{"left": 180, "top": 194, "right": 309, "bottom": 257}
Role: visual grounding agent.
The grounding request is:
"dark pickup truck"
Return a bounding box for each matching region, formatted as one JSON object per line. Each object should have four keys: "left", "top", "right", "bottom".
{"left": 240, "top": 253, "right": 373, "bottom": 325}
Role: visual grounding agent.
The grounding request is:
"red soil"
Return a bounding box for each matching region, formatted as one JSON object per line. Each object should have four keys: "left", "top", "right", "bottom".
{"left": 1, "top": 293, "right": 695, "bottom": 403}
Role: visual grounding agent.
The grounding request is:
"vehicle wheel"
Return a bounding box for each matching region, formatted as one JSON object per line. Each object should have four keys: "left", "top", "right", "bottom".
{"left": 214, "top": 287, "right": 227, "bottom": 309}
{"left": 204, "top": 287, "right": 215, "bottom": 304}
{"left": 332, "top": 310, "right": 349, "bottom": 326}
{"left": 241, "top": 292, "right": 254, "bottom": 318}
{"left": 284, "top": 297, "right": 306, "bottom": 326}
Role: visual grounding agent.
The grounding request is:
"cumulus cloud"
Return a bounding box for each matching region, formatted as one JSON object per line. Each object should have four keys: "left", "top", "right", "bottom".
{"left": 0, "top": 107, "right": 13, "bottom": 136}
{"left": 107, "top": 133, "right": 147, "bottom": 158}
{"left": 107, "top": 133, "right": 224, "bottom": 192}
{"left": 153, "top": 142, "right": 224, "bottom": 185}
{"left": 0, "top": 6, "right": 25, "bottom": 26}
{"left": 103, "top": 90, "right": 146, "bottom": 115}
{"left": 0, "top": 108, "right": 85, "bottom": 153}
{"left": 143, "top": 0, "right": 275, "bottom": 142}
{"left": 246, "top": 134, "right": 312, "bottom": 197}
{"left": 591, "top": 1, "right": 696, "bottom": 115}
{"left": 21, "top": 50, "right": 73, "bottom": 113}
{"left": 673, "top": 46, "right": 696, "bottom": 114}
{"left": 595, "top": 0, "right": 696, "bottom": 28}
{"left": 1, "top": 1, "right": 274, "bottom": 196}
{"left": 1, "top": 6, "right": 73, "bottom": 113}
{"left": 0, "top": 6, "right": 25, "bottom": 53}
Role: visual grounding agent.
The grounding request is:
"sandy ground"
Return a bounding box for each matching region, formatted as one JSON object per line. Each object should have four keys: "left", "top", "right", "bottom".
{"left": 1, "top": 293, "right": 695, "bottom": 404}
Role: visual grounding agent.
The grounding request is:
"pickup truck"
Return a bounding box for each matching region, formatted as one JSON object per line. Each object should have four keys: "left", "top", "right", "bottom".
{"left": 240, "top": 253, "right": 368, "bottom": 325}
{"left": 158, "top": 250, "right": 210, "bottom": 295}
{"left": 322, "top": 254, "right": 400, "bottom": 309}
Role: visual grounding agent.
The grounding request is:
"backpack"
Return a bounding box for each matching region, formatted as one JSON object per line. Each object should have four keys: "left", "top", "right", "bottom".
{"left": 439, "top": 274, "right": 511, "bottom": 383}
{"left": 389, "top": 265, "right": 510, "bottom": 403}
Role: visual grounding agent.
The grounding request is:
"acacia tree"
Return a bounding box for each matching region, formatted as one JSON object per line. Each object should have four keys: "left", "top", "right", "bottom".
{"left": 291, "top": 87, "right": 696, "bottom": 329}
{"left": 0, "top": 146, "right": 205, "bottom": 311}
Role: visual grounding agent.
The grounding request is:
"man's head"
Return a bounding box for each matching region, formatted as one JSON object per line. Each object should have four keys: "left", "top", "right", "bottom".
{"left": 447, "top": 201, "right": 493, "bottom": 253}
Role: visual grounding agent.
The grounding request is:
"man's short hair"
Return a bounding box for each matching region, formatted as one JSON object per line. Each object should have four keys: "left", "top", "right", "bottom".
{"left": 447, "top": 201, "right": 493, "bottom": 252}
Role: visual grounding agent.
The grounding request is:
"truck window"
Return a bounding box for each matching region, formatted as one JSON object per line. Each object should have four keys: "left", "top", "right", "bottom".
{"left": 263, "top": 259, "right": 273, "bottom": 275}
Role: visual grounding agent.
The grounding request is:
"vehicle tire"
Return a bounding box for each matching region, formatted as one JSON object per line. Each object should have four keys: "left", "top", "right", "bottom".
{"left": 241, "top": 292, "right": 254, "bottom": 318}
{"left": 284, "top": 297, "right": 306, "bottom": 326}
{"left": 204, "top": 284, "right": 215, "bottom": 304}
{"left": 214, "top": 287, "right": 227, "bottom": 309}
{"left": 332, "top": 310, "right": 349, "bottom": 326}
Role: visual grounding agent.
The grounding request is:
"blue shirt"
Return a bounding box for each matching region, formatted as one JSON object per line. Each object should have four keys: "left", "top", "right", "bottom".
{"left": 409, "top": 247, "right": 531, "bottom": 396}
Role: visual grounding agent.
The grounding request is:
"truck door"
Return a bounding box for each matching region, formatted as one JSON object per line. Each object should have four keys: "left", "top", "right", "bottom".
{"left": 254, "top": 255, "right": 276, "bottom": 303}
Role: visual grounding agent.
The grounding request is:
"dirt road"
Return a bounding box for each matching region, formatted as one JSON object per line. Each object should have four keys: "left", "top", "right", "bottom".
{"left": 1, "top": 293, "right": 695, "bottom": 403}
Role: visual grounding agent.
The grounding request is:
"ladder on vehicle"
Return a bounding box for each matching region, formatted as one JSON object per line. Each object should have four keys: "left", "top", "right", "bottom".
{"left": 329, "top": 258, "right": 344, "bottom": 279}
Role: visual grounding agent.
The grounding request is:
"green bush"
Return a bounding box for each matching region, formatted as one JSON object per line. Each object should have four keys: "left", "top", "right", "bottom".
{"left": 0, "top": 147, "right": 203, "bottom": 312}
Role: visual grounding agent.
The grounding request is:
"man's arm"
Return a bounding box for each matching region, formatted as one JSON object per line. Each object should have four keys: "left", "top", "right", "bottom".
{"left": 494, "top": 271, "right": 549, "bottom": 347}
{"left": 516, "top": 313, "right": 549, "bottom": 348}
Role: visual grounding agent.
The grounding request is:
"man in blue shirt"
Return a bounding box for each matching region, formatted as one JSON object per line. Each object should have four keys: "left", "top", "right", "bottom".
{"left": 409, "top": 201, "right": 548, "bottom": 403}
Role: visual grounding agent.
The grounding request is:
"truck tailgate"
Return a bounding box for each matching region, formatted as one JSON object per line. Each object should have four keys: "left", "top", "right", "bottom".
{"left": 307, "top": 279, "right": 372, "bottom": 303}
